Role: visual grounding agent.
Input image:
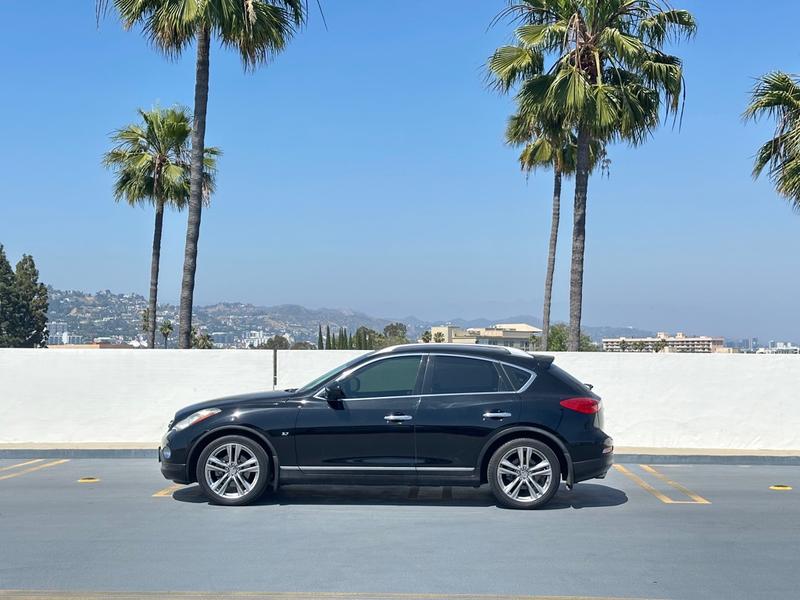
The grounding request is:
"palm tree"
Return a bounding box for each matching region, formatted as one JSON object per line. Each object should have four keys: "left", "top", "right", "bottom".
{"left": 98, "top": 0, "right": 306, "bottom": 348}
{"left": 160, "top": 319, "right": 174, "bottom": 349}
{"left": 743, "top": 72, "right": 800, "bottom": 209}
{"left": 492, "top": 0, "right": 695, "bottom": 349}
{"left": 103, "top": 106, "right": 220, "bottom": 349}
{"left": 503, "top": 110, "right": 608, "bottom": 351}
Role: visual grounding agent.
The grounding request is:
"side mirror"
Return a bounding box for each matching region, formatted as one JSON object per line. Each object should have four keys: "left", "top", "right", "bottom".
{"left": 324, "top": 383, "right": 345, "bottom": 402}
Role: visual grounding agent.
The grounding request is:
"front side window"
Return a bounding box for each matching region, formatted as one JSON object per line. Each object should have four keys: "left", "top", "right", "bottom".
{"left": 428, "top": 356, "right": 504, "bottom": 394}
{"left": 339, "top": 356, "right": 422, "bottom": 399}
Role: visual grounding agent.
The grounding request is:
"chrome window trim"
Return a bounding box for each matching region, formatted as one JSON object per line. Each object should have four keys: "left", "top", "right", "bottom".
{"left": 311, "top": 351, "right": 536, "bottom": 400}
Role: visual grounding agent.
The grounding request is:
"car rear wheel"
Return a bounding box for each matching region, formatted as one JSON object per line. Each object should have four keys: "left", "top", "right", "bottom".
{"left": 488, "top": 438, "right": 561, "bottom": 509}
{"left": 196, "top": 435, "right": 269, "bottom": 506}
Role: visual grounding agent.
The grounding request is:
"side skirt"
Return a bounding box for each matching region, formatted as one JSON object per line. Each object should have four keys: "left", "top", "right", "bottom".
{"left": 278, "top": 466, "right": 480, "bottom": 487}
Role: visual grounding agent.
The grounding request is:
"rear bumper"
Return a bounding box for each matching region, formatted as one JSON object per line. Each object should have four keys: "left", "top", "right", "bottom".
{"left": 572, "top": 452, "right": 613, "bottom": 484}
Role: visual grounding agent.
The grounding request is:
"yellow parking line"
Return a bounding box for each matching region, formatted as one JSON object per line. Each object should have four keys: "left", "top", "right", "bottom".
{"left": 612, "top": 464, "right": 675, "bottom": 503}
{"left": 0, "top": 459, "right": 69, "bottom": 481}
{"left": 640, "top": 465, "right": 711, "bottom": 504}
{"left": 152, "top": 483, "right": 184, "bottom": 497}
{"left": 0, "top": 459, "right": 44, "bottom": 472}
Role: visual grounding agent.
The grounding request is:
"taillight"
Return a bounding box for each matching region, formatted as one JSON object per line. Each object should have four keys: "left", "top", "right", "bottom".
{"left": 560, "top": 397, "right": 601, "bottom": 414}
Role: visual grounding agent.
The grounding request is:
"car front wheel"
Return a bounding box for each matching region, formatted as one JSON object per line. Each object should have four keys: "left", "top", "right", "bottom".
{"left": 488, "top": 438, "right": 561, "bottom": 509}
{"left": 196, "top": 435, "right": 269, "bottom": 506}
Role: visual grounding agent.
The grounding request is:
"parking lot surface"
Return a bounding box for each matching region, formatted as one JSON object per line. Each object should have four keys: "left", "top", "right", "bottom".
{"left": 0, "top": 458, "right": 797, "bottom": 600}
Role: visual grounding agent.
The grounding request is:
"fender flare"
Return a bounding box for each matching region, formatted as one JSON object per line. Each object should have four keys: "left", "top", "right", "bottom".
{"left": 188, "top": 425, "right": 281, "bottom": 489}
{"left": 477, "top": 425, "right": 574, "bottom": 487}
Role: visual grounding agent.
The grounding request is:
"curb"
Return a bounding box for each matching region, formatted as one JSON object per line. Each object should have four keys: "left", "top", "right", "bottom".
{"left": 0, "top": 449, "right": 158, "bottom": 459}
{"left": 614, "top": 454, "right": 800, "bottom": 466}
{"left": 1, "top": 448, "right": 799, "bottom": 465}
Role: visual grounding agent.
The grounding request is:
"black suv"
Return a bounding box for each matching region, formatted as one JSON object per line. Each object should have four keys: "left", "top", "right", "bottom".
{"left": 159, "top": 344, "right": 613, "bottom": 509}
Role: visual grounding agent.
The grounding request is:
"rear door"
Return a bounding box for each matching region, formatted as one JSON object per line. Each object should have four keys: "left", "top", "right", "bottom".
{"left": 414, "top": 354, "right": 521, "bottom": 475}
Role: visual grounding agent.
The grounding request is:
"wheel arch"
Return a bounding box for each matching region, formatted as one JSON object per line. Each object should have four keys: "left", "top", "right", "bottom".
{"left": 187, "top": 425, "right": 280, "bottom": 489}
{"left": 477, "top": 426, "right": 572, "bottom": 486}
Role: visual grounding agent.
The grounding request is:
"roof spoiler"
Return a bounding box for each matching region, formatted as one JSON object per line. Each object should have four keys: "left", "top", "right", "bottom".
{"left": 529, "top": 353, "right": 555, "bottom": 366}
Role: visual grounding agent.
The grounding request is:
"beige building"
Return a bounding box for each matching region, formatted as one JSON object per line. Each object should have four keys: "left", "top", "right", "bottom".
{"left": 430, "top": 323, "right": 541, "bottom": 351}
{"left": 602, "top": 331, "right": 726, "bottom": 353}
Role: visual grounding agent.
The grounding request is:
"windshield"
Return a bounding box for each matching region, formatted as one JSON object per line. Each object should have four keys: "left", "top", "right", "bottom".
{"left": 294, "top": 354, "right": 371, "bottom": 395}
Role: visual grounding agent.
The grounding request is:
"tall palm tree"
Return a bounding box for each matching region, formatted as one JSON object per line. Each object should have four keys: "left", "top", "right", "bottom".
{"left": 160, "top": 319, "right": 174, "bottom": 348}
{"left": 98, "top": 0, "right": 306, "bottom": 348}
{"left": 743, "top": 71, "right": 800, "bottom": 209}
{"left": 504, "top": 111, "right": 608, "bottom": 351}
{"left": 103, "top": 106, "right": 220, "bottom": 349}
{"left": 492, "top": 0, "right": 695, "bottom": 349}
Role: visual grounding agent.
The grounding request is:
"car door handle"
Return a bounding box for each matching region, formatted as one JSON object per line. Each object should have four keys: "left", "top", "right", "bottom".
{"left": 483, "top": 411, "right": 512, "bottom": 419}
{"left": 384, "top": 414, "right": 413, "bottom": 422}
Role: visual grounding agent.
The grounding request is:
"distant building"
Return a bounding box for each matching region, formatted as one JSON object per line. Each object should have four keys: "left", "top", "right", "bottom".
{"left": 211, "top": 332, "right": 235, "bottom": 346}
{"left": 430, "top": 323, "right": 540, "bottom": 351}
{"left": 241, "top": 330, "right": 294, "bottom": 348}
{"left": 728, "top": 337, "right": 760, "bottom": 352}
{"left": 49, "top": 321, "right": 68, "bottom": 336}
{"left": 603, "top": 331, "right": 726, "bottom": 353}
{"left": 759, "top": 341, "right": 800, "bottom": 355}
{"left": 48, "top": 331, "right": 84, "bottom": 345}
{"left": 49, "top": 343, "right": 132, "bottom": 349}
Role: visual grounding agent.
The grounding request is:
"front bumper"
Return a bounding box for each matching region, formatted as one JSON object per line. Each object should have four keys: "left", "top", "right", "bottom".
{"left": 160, "top": 459, "right": 190, "bottom": 484}
{"left": 572, "top": 452, "right": 613, "bottom": 484}
{"left": 159, "top": 435, "right": 190, "bottom": 484}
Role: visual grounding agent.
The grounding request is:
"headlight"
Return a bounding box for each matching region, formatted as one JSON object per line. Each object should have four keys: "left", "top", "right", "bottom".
{"left": 173, "top": 408, "right": 221, "bottom": 432}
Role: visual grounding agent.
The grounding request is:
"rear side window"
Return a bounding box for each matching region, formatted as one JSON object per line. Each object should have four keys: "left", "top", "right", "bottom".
{"left": 428, "top": 356, "right": 503, "bottom": 394}
{"left": 502, "top": 364, "right": 534, "bottom": 391}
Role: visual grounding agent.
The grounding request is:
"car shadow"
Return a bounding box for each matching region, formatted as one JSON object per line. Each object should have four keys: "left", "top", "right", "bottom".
{"left": 172, "top": 482, "right": 627, "bottom": 510}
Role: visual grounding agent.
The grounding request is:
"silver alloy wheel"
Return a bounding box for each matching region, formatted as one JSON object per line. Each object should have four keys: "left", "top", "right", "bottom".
{"left": 496, "top": 446, "right": 552, "bottom": 503}
{"left": 204, "top": 442, "right": 260, "bottom": 500}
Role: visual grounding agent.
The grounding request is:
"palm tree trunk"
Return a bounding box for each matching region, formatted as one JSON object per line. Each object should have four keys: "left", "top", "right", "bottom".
{"left": 541, "top": 167, "right": 562, "bottom": 352}
{"left": 147, "top": 198, "right": 164, "bottom": 350}
{"left": 568, "top": 126, "right": 591, "bottom": 351}
{"left": 178, "top": 24, "right": 211, "bottom": 349}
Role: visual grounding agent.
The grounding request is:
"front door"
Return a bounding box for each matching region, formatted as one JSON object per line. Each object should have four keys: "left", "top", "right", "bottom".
{"left": 294, "top": 354, "right": 424, "bottom": 475}
{"left": 415, "top": 354, "right": 520, "bottom": 474}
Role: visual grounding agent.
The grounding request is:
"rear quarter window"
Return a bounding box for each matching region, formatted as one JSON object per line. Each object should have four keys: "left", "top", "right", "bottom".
{"left": 501, "top": 364, "right": 535, "bottom": 391}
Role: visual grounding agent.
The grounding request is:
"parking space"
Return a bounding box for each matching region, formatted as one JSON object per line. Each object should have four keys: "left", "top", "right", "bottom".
{"left": 0, "top": 459, "right": 797, "bottom": 599}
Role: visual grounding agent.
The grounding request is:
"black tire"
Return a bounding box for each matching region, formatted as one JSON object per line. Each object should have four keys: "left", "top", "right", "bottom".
{"left": 488, "top": 438, "right": 561, "bottom": 509}
{"left": 196, "top": 435, "right": 270, "bottom": 506}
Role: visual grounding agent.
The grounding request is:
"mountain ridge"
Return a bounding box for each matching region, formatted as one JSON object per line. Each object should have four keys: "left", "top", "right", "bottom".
{"left": 46, "top": 286, "right": 655, "bottom": 344}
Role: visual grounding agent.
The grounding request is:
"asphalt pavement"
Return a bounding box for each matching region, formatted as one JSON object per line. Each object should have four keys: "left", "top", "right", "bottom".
{"left": 0, "top": 458, "right": 797, "bottom": 599}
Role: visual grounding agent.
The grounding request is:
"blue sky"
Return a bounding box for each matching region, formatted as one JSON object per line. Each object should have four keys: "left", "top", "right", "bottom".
{"left": 1, "top": 1, "right": 799, "bottom": 341}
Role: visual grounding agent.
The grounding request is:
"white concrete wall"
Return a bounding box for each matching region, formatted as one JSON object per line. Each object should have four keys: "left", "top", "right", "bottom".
{"left": 1, "top": 349, "right": 799, "bottom": 449}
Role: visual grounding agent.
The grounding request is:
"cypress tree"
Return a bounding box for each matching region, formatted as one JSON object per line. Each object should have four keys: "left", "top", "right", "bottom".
{"left": 325, "top": 325, "right": 332, "bottom": 350}
{"left": 317, "top": 324, "right": 323, "bottom": 350}
{"left": 14, "top": 255, "right": 48, "bottom": 348}
{"left": 0, "top": 246, "right": 27, "bottom": 348}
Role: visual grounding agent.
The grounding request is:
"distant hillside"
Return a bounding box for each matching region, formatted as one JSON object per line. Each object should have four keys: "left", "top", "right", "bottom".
{"left": 45, "top": 286, "right": 655, "bottom": 346}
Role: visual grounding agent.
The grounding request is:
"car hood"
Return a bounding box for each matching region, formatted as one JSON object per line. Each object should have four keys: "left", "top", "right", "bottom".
{"left": 174, "top": 390, "right": 293, "bottom": 422}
